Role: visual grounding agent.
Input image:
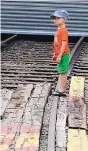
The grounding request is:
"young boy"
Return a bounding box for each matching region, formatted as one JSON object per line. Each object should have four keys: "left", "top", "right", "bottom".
{"left": 50, "top": 9, "right": 70, "bottom": 97}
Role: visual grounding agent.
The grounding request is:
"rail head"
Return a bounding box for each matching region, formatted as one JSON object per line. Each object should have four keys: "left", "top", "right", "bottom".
{"left": 1, "top": 35, "right": 17, "bottom": 46}
{"left": 68, "top": 36, "right": 84, "bottom": 75}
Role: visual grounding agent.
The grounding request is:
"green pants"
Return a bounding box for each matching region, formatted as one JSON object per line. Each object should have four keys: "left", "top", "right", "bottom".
{"left": 57, "top": 53, "right": 70, "bottom": 73}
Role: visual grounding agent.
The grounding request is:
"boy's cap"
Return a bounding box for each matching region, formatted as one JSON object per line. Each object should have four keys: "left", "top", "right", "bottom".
{"left": 50, "top": 9, "right": 69, "bottom": 20}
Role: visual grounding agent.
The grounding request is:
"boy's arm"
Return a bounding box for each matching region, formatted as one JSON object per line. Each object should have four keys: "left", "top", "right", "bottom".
{"left": 56, "top": 40, "right": 67, "bottom": 63}
{"left": 58, "top": 40, "right": 67, "bottom": 57}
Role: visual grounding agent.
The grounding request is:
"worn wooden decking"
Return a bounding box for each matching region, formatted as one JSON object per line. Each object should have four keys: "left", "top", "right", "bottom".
{"left": 0, "top": 83, "right": 51, "bottom": 151}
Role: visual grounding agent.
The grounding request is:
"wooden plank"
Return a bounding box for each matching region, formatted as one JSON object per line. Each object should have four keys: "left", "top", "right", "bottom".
{"left": 68, "top": 97, "right": 87, "bottom": 129}
{"left": 56, "top": 148, "right": 66, "bottom": 151}
{"left": 68, "top": 76, "right": 87, "bottom": 129}
{"left": 0, "top": 84, "right": 33, "bottom": 151}
{"left": 67, "top": 129, "right": 88, "bottom": 151}
{"left": 47, "top": 96, "right": 58, "bottom": 151}
{"left": 67, "top": 76, "right": 88, "bottom": 151}
{"left": 15, "top": 83, "right": 51, "bottom": 151}
{"left": 56, "top": 97, "right": 67, "bottom": 151}
{"left": 86, "top": 104, "right": 88, "bottom": 130}
{"left": 0, "top": 89, "right": 13, "bottom": 118}
{"left": 56, "top": 80, "right": 67, "bottom": 151}
{"left": 69, "top": 76, "right": 84, "bottom": 97}
{"left": 47, "top": 80, "right": 59, "bottom": 151}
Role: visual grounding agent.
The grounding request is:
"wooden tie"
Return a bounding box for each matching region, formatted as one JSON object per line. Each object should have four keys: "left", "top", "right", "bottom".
{"left": 67, "top": 76, "right": 88, "bottom": 151}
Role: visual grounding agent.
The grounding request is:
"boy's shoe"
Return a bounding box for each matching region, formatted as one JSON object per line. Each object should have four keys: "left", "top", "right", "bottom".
{"left": 52, "top": 91, "right": 66, "bottom": 97}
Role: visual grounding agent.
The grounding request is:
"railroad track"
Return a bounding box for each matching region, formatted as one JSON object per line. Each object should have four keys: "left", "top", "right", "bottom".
{"left": 1, "top": 37, "right": 75, "bottom": 151}
{"left": 1, "top": 36, "right": 88, "bottom": 151}
{"left": 1, "top": 39, "right": 75, "bottom": 88}
{"left": 47, "top": 38, "right": 88, "bottom": 151}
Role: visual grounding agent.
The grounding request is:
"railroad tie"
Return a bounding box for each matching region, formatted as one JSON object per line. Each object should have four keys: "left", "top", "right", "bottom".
{"left": 0, "top": 84, "right": 34, "bottom": 151}
{"left": 67, "top": 76, "right": 88, "bottom": 151}
{"left": 0, "top": 83, "right": 51, "bottom": 151}
{"left": 14, "top": 83, "right": 51, "bottom": 151}
{"left": 56, "top": 96, "right": 67, "bottom": 151}
{"left": 0, "top": 89, "right": 13, "bottom": 119}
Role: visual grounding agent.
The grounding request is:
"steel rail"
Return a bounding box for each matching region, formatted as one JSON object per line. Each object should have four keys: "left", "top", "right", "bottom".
{"left": 1, "top": 35, "right": 17, "bottom": 46}
{"left": 68, "top": 36, "right": 84, "bottom": 75}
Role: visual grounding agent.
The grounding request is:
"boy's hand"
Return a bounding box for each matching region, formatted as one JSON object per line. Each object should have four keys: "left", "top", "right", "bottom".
{"left": 56, "top": 55, "right": 61, "bottom": 63}
{"left": 52, "top": 55, "right": 56, "bottom": 62}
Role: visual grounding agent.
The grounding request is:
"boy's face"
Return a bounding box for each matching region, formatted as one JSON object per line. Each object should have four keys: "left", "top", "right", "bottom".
{"left": 53, "top": 17, "right": 66, "bottom": 26}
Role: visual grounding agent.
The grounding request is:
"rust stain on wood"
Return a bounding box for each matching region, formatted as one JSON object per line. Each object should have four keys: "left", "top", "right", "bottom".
{"left": 67, "top": 76, "right": 88, "bottom": 151}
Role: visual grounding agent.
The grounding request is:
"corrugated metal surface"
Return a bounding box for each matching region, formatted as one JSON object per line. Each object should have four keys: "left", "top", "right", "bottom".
{"left": 1, "top": 0, "right": 88, "bottom": 36}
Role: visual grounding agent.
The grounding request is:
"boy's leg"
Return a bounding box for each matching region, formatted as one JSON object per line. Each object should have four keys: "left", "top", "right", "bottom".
{"left": 53, "top": 53, "right": 70, "bottom": 96}
{"left": 58, "top": 53, "right": 70, "bottom": 93}
{"left": 59, "top": 73, "right": 67, "bottom": 92}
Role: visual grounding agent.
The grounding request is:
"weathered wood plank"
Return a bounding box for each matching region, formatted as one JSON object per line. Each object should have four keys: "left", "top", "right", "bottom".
{"left": 67, "top": 129, "right": 88, "bottom": 151}
{"left": 15, "top": 83, "right": 51, "bottom": 151}
{"left": 56, "top": 147, "right": 66, "bottom": 151}
{"left": 0, "top": 89, "right": 13, "bottom": 118}
{"left": 68, "top": 97, "right": 87, "bottom": 129}
{"left": 67, "top": 76, "right": 88, "bottom": 151}
{"left": 47, "top": 96, "right": 58, "bottom": 151}
{"left": 69, "top": 76, "right": 84, "bottom": 97}
{"left": 0, "top": 84, "right": 33, "bottom": 151}
{"left": 86, "top": 104, "right": 88, "bottom": 130}
{"left": 32, "top": 83, "right": 51, "bottom": 98}
{"left": 56, "top": 97, "right": 67, "bottom": 151}
{"left": 68, "top": 76, "right": 86, "bottom": 129}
